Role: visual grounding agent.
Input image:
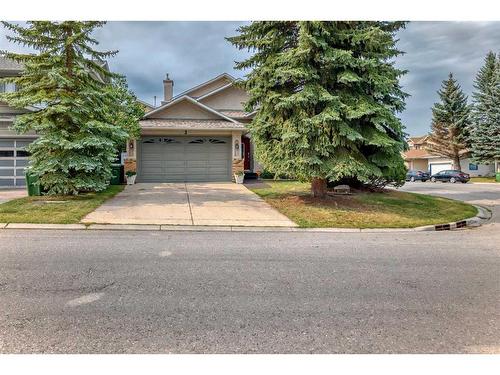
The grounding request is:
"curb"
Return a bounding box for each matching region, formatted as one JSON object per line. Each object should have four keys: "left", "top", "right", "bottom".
{"left": 0, "top": 205, "right": 491, "bottom": 233}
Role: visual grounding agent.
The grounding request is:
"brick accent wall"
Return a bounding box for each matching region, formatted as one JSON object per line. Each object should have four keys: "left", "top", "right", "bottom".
{"left": 231, "top": 159, "right": 245, "bottom": 182}
{"left": 124, "top": 158, "right": 137, "bottom": 180}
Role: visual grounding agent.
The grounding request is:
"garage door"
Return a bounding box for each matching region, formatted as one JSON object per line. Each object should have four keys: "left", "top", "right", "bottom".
{"left": 138, "top": 136, "right": 232, "bottom": 182}
{"left": 0, "top": 139, "right": 32, "bottom": 188}
{"left": 429, "top": 163, "right": 452, "bottom": 175}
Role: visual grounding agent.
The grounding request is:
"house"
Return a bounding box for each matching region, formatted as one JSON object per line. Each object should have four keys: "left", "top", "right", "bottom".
{"left": 124, "top": 73, "right": 258, "bottom": 182}
{"left": 0, "top": 57, "right": 37, "bottom": 188}
{"left": 403, "top": 135, "right": 495, "bottom": 176}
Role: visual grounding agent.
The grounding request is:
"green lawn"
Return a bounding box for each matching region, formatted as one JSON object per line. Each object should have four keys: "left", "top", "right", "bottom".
{"left": 249, "top": 181, "right": 477, "bottom": 228}
{"left": 470, "top": 176, "right": 498, "bottom": 183}
{"left": 0, "top": 185, "right": 124, "bottom": 224}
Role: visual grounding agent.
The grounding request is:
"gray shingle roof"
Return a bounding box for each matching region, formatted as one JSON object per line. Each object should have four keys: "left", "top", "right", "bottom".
{"left": 0, "top": 56, "right": 23, "bottom": 72}
{"left": 140, "top": 119, "right": 246, "bottom": 130}
{"left": 218, "top": 110, "right": 252, "bottom": 118}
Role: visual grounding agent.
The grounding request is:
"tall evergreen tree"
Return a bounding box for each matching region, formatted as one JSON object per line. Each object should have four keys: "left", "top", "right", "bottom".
{"left": 469, "top": 51, "right": 500, "bottom": 169}
{"left": 228, "top": 21, "right": 408, "bottom": 197}
{"left": 426, "top": 73, "right": 470, "bottom": 171}
{"left": 0, "top": 21, "right": 143, "bottom": 195}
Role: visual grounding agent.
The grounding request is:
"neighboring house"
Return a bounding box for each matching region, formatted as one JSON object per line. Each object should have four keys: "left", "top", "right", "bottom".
{"left": 0, "top": 57, "right": 37, "bottom": 188}
{"left": 124, "top": 73, "right": 258, "bottom": 182}
{"left": 403, "top": 135, "right": 495, "bottom": 176}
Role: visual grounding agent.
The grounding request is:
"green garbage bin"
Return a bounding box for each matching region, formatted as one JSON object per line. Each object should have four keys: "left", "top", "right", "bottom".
{"left": 25, "top": 171, "right": 41, "bottom": 196}
{"left": 496, "top": 172, "right": 500, "bottom": 182}
{"left": 110, "top": 164, "right": 122, "bottom": 185}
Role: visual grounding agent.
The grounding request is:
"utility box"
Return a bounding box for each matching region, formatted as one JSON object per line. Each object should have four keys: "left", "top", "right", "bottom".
{"left": 25, "top": 171, "right": 41, "bottom": 196}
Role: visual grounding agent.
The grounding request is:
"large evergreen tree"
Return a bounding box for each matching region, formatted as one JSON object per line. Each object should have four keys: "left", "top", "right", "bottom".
{"left": 0, "top": 21, "right": 143, "bottom": 195}
{"left": 469, "top": 51, "right": 500, "bottom": 169}
{"left": 426, "top": 73, "right": 470, "bottom": 171}
{"left": 228, "top": 21, "right": 408, "bottom": 197}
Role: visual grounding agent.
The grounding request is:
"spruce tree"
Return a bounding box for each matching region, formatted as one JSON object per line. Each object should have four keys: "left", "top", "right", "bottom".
{"left": 228, "top": 21, "right": 408, "bottom": 197}
{"left": 426, "top": 73, "right": 470, "bottom": 171}
{"left": 0, "top": 21, "right": 143, "bottom": 195}
{"left": 469, "top": 52, "right": 500, "bottom": 169}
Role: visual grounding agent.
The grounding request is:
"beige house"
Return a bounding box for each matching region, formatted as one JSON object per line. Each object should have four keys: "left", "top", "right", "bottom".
{"left": 403, "top": 135, "right": 495, "bottom": 176}
{"left": 125, "top": 73, "right": 257, "bottom": 182}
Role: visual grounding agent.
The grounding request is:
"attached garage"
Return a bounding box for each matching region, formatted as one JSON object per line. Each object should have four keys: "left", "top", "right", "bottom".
{"left": 0, "top": 138, "right": 32, "bottom": 188}
{"left": 429, "top": 162, "right": 452, "bottom": 175}
{"left": 137, "top": 136, "right": 232, "bottom": 182}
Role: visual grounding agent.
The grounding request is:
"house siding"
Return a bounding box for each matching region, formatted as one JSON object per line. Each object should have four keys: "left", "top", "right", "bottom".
{"left": 199, "top": 85, "right": 249, "bottom": 110}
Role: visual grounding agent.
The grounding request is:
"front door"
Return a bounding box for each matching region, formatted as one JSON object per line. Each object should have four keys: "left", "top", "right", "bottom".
{"left": 242, "top": 136, "right": 251, "bottom": 170}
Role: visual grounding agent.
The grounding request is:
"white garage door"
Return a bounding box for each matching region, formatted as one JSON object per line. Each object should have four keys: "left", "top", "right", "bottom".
{"left": 138, "top": 136, "right": 232, "bottom": 182}
{"left": 429, "top": 163, "right": 452, "bottom": 175}
{"left": 0, "top": 139, "right": 32, "bottom": 188}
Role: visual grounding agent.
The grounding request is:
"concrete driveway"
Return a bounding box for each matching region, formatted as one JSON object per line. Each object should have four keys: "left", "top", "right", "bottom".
{"left": 0, "top": 189, "right": 27, "bottom": 205}
{"left": 82, "top": 183, "right": 296, "bottom": 227}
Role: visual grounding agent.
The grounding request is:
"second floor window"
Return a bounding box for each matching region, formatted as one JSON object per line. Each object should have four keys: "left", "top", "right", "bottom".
{"left": 0, "top": 82, "right": 16, "bottom": 93}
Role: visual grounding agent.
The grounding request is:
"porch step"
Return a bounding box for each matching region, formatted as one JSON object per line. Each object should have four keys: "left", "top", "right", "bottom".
{"left": 244, "top": 172, "right": 259, "bottom": 180}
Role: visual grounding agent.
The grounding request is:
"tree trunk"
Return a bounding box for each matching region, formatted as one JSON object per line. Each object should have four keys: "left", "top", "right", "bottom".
{"left": 452, "top": 154, "right": 461, "bottom": 171}
{"left": 311, "top": 178, "right": 327, "bottom": 198}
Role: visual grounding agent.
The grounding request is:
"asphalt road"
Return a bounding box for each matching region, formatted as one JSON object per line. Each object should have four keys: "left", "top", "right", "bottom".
{"left": 397, "top": 181, "right": 500, "bottom": 222}
{"left": 1, "top": 224, "right": 499, "bottom": 353}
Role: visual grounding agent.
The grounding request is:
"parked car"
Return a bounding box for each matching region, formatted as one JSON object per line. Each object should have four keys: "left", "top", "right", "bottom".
{"left": 430, "top": 170, "right": 470, "bottom": 183}
{"left": 406, "top": 170, "right": 430, "bottom": 182}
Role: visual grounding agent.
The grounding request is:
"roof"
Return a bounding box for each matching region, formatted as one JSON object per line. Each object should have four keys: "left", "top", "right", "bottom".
{"left": 0, "top": 56, "right": 23, "bottom": 72}
{"left": 144, "top": 95, "right": 238, "bottom": 123}
{"left": 408, "top": 135, "right": 428, "bottom": 144}
{"left": 171, "top": 73, "right": 236, "bottom": 101}
{"left": 403, "top": 149, "right": 435, "bottom": 159}
{"left": 139, "top": 119, "right": 246, "bottom": 131}
{"left": 137, "top": 99, "right": 155, "bottom": 112}
{"left": 218, "top": 110, "right": 254, "bottom": 118}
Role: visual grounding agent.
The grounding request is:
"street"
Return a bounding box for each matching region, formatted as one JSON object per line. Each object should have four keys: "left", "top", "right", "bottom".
{"left": 0, "top": 221, "right": 499, "bottom": 353}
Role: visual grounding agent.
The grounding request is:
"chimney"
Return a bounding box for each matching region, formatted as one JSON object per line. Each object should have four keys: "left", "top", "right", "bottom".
{"left": 163, "top": 73, "right": 174, "bottom": 103}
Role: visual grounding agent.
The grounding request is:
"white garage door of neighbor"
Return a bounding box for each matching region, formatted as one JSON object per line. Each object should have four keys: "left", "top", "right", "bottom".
{"left": 430, "top": 163, "right": 452, "bottom": 175}
{"left": 138, "top": 136, "right": 232, "bottom": 182}
{"left": 0, "top": 139, "right": 33, "bottom": 188}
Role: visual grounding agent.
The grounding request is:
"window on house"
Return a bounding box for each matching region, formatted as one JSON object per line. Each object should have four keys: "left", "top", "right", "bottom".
{"left": 469, "top": 163, "right": 478, "bottom": 171}
{"left": 0, "top": 82, "right": 16, "bottom": 93}
{"left": 189, "top": 139, "right": 205, "bottom": 144}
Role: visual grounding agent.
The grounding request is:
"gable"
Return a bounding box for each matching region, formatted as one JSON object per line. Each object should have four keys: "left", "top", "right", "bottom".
{"left": 187, "top": 76, "right": 234, "bottom": 98}
{"left": 148, "top": 99, "right": 222, "bottom": 120}
{"left": 198, "top": 85, "right": 249, "bottom": 110}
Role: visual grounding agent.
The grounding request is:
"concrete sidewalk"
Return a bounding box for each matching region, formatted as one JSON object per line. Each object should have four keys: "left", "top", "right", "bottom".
{"left": 82, "top": 182, "right": 297, "bottom": 227}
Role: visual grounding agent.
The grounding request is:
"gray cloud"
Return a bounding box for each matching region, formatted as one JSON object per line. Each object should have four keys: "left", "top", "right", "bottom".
{"left": 1, "top": 21, "right": 500, "bottom": 135}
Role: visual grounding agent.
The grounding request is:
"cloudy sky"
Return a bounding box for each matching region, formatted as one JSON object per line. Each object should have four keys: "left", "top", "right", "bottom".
{"left": 1, "top": 21, "right": 500, "bottom": 136}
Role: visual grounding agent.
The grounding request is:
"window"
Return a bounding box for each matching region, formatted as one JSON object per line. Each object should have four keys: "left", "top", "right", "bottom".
{"left": 163, "top": 138, "right": 181, "bottom": 144}
{"left": 16, "top": 150, "right": 30, "bottom": 157}
{"left": 189, "top": 139, "right": 205, "bottom": 144}
{"left": 469, "top": 163, "right": 478, "bottom": 171}
{"left": 0, "top": 82, "right": 16, "bottom": 93}
{"left": 209, "top": 139, "right": 226, "bottom": 144}
{"left": 0, "top": 150, "right": 14, "bottom": 157}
